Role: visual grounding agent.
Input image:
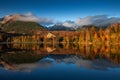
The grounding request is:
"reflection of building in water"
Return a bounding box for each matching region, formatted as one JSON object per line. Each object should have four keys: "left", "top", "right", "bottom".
{"left": 46, "top": 47, "right": 56, "bottom": 53}
{"left": 0, "top": 43, "right": 120, "bottom": 70}
{"left": 0, "top": 43, "right": 120, "bottom": 65}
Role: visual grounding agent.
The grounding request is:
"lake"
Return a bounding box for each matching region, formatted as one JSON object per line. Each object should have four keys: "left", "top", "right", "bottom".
{"left": 0, "top": 43, "right": 120, "bottom": 80}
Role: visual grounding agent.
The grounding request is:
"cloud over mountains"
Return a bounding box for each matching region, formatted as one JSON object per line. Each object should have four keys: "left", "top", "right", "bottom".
{"left": 61, "top": 15, "right": 120, "bottom": 28}
{"left": 17, "top": 12, "right": 53, "bottom": 25}
{"left": 76, "top": 15, "right": 120, "bottom": 26}
{"left": 62, "top": 21, "right": 76, "bottom": 27}
{"left": 50, "top": 15, "right": 120, "bottom": 30}
{"left": 1, "top": 13, "right": 120, "bottom": 28}
{"left": 0, "top": 12, "right": 54, "bottom": 25}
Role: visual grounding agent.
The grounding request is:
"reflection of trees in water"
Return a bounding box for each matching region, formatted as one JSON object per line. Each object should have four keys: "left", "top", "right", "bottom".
{"left": 0, "top": 51, "right": 47, "bottom": 64}
{"left": 0, "top": 51, "right": 47, "bottom": 70}
{"left": 0, "top": 43, "right": 120, "bottom": 64}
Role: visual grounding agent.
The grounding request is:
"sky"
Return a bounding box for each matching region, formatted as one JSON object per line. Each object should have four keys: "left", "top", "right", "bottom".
{"left": 0, "top": 0, "right": 120, "bottom": 26}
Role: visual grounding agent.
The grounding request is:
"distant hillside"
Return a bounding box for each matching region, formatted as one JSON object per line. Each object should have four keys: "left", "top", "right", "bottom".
{"left": 76, "top": 25, "right": 107, "bottom": 31}
{"left": 1, "top": 21, "right": 47, "bottom": 34}
{"left": 48, "top": 24, "right": 75, "bottom": 31}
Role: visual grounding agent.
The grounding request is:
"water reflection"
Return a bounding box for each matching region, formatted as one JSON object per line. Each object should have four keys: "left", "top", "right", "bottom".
{"left": 0, "top": 43, "right": 120, "bottom": 72}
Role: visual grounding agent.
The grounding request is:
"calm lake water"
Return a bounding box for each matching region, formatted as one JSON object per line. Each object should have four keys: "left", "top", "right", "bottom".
{"left": 0, "top": 43, "right": 120, "bottom": 80}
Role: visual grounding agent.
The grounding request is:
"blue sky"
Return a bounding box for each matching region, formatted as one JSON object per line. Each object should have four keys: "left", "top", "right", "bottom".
{"left": 0, "top": 0, "right": 120, "bottom": 21}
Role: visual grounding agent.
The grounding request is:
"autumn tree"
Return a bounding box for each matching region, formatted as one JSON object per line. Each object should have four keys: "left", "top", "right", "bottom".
{"left": 93, "top": 32, "right": 98, "bottom": 43}
{"left": 79, "top": 31, "right": 85, "bottom": 42}
{"left": 104, "top": 28, "right": 110, "bottom": 41}
{"left": 98, "top": 27, "right": 105, "bottom": 41}
{"left": 90, "top": 26, "right": 96, "bottom": 41}
{"left": 85, "top": 29, "right": 90, "bottom": 43}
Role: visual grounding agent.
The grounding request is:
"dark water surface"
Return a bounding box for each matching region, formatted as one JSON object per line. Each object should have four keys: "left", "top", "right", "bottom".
{"left": 0, "top": 43, "right": 120, "bottom": 80}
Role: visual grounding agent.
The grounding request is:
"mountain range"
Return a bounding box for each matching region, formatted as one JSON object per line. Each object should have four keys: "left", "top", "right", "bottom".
{"left": 0, "top": 14, "right": 120, "bottom": 33}
{"left": 48, "top": 24, "right": 76, "bottom": 31}
{"left": 0, "top": 14, "right": 47, "bottom": 34}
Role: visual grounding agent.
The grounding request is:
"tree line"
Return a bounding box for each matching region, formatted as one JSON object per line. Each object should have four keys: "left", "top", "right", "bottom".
{"left": 0, "top": 23, "right": 120, "bottom": 44}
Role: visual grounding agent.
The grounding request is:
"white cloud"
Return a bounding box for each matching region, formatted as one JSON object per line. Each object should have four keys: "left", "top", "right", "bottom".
{"left": 62, "top": 21, "right": 76, "bottom": 27}
{"left": 1, "top": 13, "right": 120, "bottom": 27}
{"left": 76, "top": 16, "right": 93, "bottom": 26}
{"left": 76, "top": 15, "right": 120, "bottom": 26}
{"left": 53, "top": 15, "right": 120, "bottom": 29}
{"left": 17, "top": 12, "right": 54, "bottom": 25}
